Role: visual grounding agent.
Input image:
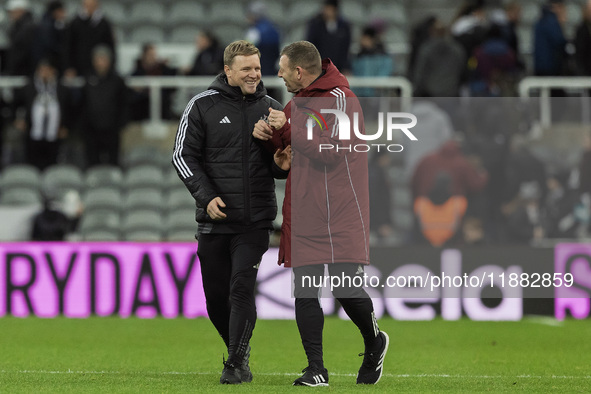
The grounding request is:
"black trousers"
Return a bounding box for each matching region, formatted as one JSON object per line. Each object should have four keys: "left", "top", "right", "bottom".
{"left": 26, "top": 139, "right": 59, "bottom": 170}
{"left": 197, "top": 229, "right": 269, "bottom": 364}
{"left": 293, "top": 263, "right": 379, "bottom": 368}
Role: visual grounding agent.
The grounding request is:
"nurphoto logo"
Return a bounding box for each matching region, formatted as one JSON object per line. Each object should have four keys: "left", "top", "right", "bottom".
{"left": 304, "top": 109, "right": 418, "bottom": 153}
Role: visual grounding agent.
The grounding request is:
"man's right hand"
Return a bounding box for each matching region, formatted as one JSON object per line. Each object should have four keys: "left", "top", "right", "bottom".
{"left": 253, "top": 119, "right": 274, "bottom": 141}
{"left": 206, "top": 197, "right": 227, "bottom": 220}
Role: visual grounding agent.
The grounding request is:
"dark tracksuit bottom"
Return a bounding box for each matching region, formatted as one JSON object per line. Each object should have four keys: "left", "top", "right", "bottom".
{"left": 197, "top": 229, "right": 269, "bottom": 365}
{"left": 293, "top": 263, "right": 380, "bottom": 369}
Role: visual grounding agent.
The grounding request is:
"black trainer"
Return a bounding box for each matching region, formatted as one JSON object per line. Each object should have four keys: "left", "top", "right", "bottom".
{"left": 356, "top": 331, "right": 389, "bottom": 384}
{"left": 220, "top": 360, "right": 242, "bottom": 384}
{"left": 293, "top": 366, "right": 329, "bottom": 387}
{"left": 240, "top": 345, "right": 253, "bottom": 383}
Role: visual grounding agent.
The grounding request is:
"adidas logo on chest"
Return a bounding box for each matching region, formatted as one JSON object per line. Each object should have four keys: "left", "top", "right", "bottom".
{"left": 219, "top": 116, "right": 231, "bottom": 124}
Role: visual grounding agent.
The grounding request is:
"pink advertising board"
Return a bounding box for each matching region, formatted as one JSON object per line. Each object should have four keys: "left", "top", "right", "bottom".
{"left": 555, "top": 243, "right": 591, "bottom": 320}
{"left": 0, "top": 242, "right": 206, "bottom": 318}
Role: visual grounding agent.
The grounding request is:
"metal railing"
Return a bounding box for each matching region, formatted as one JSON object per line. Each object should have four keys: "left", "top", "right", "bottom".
{"left": 518, "top": 76, "right": 591, "bottom": 127}
{"left": 0, "top": 75, "right": 413, "bottom": 123}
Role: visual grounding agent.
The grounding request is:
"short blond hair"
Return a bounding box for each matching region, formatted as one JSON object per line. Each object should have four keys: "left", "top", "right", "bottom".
{"left": 223, "top": 40, "right": 261, "bottom": 67}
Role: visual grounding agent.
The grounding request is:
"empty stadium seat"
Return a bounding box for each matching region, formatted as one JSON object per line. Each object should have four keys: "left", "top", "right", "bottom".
{"left": 129, "top": 1, "right": 165, "bottom": 25}
{"left": 128, "top": 24, "right": 167, "bottom": 44}
{"left": 85, "top": 165, "right": 124, "bottom": 190}
{"left": 123, "top": 145, "right": 168, "bottom": 169}
{"left": 82, "top": 229, "right": 120, "bottom": 241}
{"left": 168, "top": 1, "right": 207, "bottom": 25}
{"left": 166, "top": 229, "right": 196, "bottom": 242}
{"left": 0, "top": 164, "right": 41, "bottom": 191}
{"left": 165, "top": 209, "right": 197, "bottom": 241}
{"left": 169, "top": 25, "right": 200, "bottom": 44}
{"left": 125, "top": 189, "right": 164, "bottom": 211}
{"left": 79, "top": 211, "right": 121, "bottom": 232}
{"left": 286, "top": 1, "right": 320, "bottom": 26}
{"left": 122, "top": 210, "right": 163, "bottom": 239}
{"left": 164, "top": 188, "right": 195, "bottom": 211}
{"left": 124, "top": 230, "right": 163, "bottom": 242}
{"left": 283, "top": 25, "right": 307, "bottom": 46}
{"left": 164, "top": 168, "right": 186, "bottom": 189}
{"left": 124, "top": 165, "right": 164, "bottom": 190}
{"left": 41, "top": 164, "right": 85, "bottom": 198}
{"left": 341, "top": 0, "right": 369, "bottom": 25}
{"left": 369, "top": 1, "right": 407, "bottom": 27}
{"left": 214, "top": 24, "right": 246, "bottom": 45}
{"left": 83, "top": 188, "right": 123, "bottom": 213}
{"left": 101, "top": 0, "right": 128, "bottom": 26}
{"left": 263, "top": 2, "right": 285, "bottom": 23}
{"left": 0, "top": 187, "right": 43, "bottom": 206}
{"left": 210, "top": 2, "right": 248, "bottom": 25}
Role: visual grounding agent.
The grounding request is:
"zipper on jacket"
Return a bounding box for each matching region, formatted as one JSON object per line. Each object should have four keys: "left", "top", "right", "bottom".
{"left": 242, "top": 96, "right": 251, "bottom": 226}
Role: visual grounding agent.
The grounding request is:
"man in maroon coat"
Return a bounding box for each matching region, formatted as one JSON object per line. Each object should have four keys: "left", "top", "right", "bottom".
{"left": 253, "top": 41, "right": 388, "bottom": 386}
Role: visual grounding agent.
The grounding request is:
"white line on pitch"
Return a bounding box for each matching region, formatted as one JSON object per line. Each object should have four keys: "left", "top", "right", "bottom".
{"left": 1, "top": 370, "right": 590, "bottom": 379}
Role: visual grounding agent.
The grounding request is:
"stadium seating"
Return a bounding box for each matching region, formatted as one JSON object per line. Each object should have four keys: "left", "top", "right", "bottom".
{"left": 0, "top": 164, "right": 41, "bottom": 192}
{"left": 0, "top": 187, "right": 43, "bottom": 206}
{"left": 128, "top": 1, "right": 165, "bottom": 25}
{"left": 165, "top": 187, "right": 196, "bottom": 211}
{"left": 341, "top": 0, "right": 369, "bottom": 25}
{"left": 169, "top": 25, "right": 200, "bottom": 44}
{"left": 125, "top": 189, "right": 165, "bottom": 211}
{"left": 165, "top": 209, "right": 197, "bottom": 241}
{"left": 209, "top": 2, "right": 248, "bottom": 25}
{"left": 79, "top": 211, "right": 121, "bottom": 233}
{"left": 82, "top": 229, "right": 120, "bottom": 241}
{"left": 85, "top": 165, "right": 124, "bottom": 190}
{"left": 122, "top": 209, "right": 164, "bottom": 241}
{"left": 286, "top": 1, "right": 320, "bottom": 26}
{"left": 168, "top": 1, "right": 208, "bottom": 26}
{"left": 41, "top": 164, "right": 85, "bottom": 198}
{"left": 124, "top": 164, "right": 165, "bottom": 190}
{"left": 83, "top": 188, "right": 123, "bottom": 213}
{"left": 368, "top": 1, "right": 407, "bottom": 27}
{"left": 123, "top": 145, "right": 169, "bottom": 169}
{"left": 101, "top": 1, "right": 129, "bottom": 26}
{"left": 128, "top": 24, "right": 167, "bottom": 44}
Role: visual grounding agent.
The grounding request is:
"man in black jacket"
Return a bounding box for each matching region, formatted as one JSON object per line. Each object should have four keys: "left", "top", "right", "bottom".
{"left": 81, "top": 45, "right": 127, "bottom": 167}
{"left": 172, "top": 40, "right": 290, "bottom": 384}
{"left": 64, "top": 0, "right": 115, "bottom": 78}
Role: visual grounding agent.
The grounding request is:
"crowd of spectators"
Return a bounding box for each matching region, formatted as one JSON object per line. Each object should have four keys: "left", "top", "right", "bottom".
{"left": 1, "top": 0, "right": 591, "bottom": 245}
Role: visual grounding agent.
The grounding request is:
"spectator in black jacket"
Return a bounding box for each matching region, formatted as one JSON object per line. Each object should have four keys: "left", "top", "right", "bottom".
{"left": 81, "top": 45, "right": 127, "bottom": 167}
{"left": 32, "top": 1, "right": 68, "bottom": 75}
{"left": 185, "top": 30, "right": 224, "bottom": 76}
{"left": 13, "top": 59, "right": 72, "bottom": 170}
{"left": 130, "top": 43, "right": 177, "bottom": 121}
{"left": 5, "top": 0, "right": 36, "bottom": 77}
{"left": 64, "top": 0, "right": 115, "bottom": 78}
{"left": 172, "top": 40, "right": 289, "bottom": 385}
{"left": 574, "top": 0, "right": 591, "bottom": 76}
{"left": 305, "top": 0, "right": 351, "bottom": 72}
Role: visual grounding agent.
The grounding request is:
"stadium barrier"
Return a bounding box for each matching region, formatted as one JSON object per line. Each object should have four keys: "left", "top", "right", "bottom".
{"left": 518, "top": 76, "right": 591, "bottom": 127}
{"left": 0, "top": 243, "right": 588, "bottom": 321}
{"left": 0, "top": 76, "right": 413, "bottom": 123}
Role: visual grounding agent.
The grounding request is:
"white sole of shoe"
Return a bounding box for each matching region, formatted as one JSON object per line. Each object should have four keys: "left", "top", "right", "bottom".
{"left": 293, "top": 382, "right": 329, "bottom": 387}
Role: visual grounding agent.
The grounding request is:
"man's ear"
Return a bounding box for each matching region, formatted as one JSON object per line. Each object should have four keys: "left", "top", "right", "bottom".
{"left": 224, "top": 64, "right": 231, "bottom": 78}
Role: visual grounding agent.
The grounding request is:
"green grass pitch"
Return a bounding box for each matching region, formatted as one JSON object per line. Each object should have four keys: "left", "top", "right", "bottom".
{"left": 1, "top": 316, "right": 590, "bottom": 392}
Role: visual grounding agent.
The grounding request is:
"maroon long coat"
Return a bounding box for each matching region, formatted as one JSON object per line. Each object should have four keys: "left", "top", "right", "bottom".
{"left": 261, "top": 59, "right": 370, "bottom": 268}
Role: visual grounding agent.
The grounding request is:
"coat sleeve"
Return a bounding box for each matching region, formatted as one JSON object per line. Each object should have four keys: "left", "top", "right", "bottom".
{"left": 172, "top": 100, "right": 217, "bottom": 208}
{"left": 256, "top": 100, "right": 291, "bottom": 153}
